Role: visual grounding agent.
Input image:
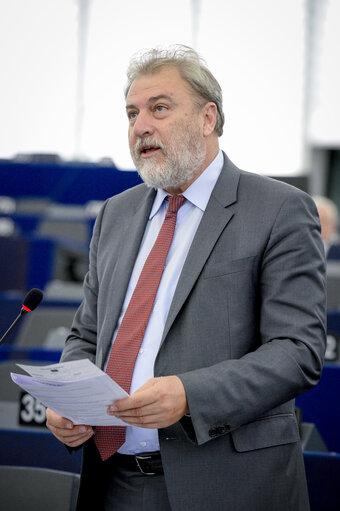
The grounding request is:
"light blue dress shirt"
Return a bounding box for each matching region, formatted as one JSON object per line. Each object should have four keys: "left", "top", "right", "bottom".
{"left": 110, "top": 150, "right": 223, "bottom": 454}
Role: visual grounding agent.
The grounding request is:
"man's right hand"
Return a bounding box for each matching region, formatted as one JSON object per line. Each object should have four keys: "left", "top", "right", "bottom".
{"left": 46, "top": 408, "right": 94, "bottom": 447}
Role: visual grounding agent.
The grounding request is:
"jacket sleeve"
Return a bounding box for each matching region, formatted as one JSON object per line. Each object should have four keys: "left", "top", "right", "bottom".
{"left": 60, "top": 200, "right": 108, "bottom": 364}
{"left": 178, "top": 191, "right": 326, "bottom": 445}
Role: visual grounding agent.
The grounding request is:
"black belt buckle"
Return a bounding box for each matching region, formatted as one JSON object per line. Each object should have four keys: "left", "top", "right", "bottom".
{"left": 135, "top": 454, "right": 157, "bottom": 475}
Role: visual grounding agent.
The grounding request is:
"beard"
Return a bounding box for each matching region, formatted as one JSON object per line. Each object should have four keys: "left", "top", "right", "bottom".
{"left": 130, "top": 120, "right": 206, "bottom": 190}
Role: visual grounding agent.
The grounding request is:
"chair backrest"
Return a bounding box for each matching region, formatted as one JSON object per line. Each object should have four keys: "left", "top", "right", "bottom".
{"left": 0, "top": 429, "right": 82, "bottom": 474}
{"left": 15, "top": 307, "right": 76, "bottom": 347}
{"left": 0, "top": 196, "right": 16, "bottom": 214}
{"left": 0, "top": 362, "right": 23, "bottom": 402}
{"left": 326, "top": 261, "right": 340, "bottom": 310}
{"left": 44, "top": 280, "right": 84, "bottom": 301}
{"left": 296, "top": 365, "right": 340, "bottom": 453}
{"left": 0, "top": 217, "right": 16, "bottom": 236}
{"left": 0, "top": 237, "right": 29, "bottom": 292}
{"left": 37, "top": 218, "right": 89, "bottom": 245}
{"left": 0, "top": 361, "right": 46, "bottom": 430}
{"left": 44, "top": 326, "right": 71, "bottom": 348}
{"left": 0, "top": 465, "right": 80, "bottom": 511}
{"left": 15, "top": 198, "right": 52, "bottom": 214}
{"left": 304, "top": 451, "right": 340, "bottom": 511}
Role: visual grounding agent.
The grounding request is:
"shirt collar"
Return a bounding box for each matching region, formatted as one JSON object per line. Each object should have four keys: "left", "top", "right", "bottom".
{"left": 149, "top": 150, "right": 224, "bottom": 219}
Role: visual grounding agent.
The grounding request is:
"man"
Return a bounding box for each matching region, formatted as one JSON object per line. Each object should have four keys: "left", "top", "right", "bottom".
{"left": 313, "top": 195, "right": 340, "bottom": 311}
{"left": 313, "top": 195, "right": 340, "bottom": 259}
{"left": 46, "top": 45, "right": 326, "bottom": 511}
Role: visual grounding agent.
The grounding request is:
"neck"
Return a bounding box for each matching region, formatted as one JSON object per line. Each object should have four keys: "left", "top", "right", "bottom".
{"left": 165, "top": 144, "right": 219, "bottom": 195}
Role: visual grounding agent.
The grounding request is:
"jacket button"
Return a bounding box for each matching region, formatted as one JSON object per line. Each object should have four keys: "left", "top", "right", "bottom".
{"left": 209, "top": 426, "right": 222, "bottom": 437}
{"left": 209, "top": 425, "right": 231, "bottom": 437}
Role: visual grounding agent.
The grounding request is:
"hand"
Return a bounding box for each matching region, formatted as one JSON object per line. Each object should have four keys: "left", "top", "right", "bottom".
{"left": 46, "top": 408, "right": 94, "bottom": 447}
{"left": 108, "top": 376, "right": 188, "bottom": 429}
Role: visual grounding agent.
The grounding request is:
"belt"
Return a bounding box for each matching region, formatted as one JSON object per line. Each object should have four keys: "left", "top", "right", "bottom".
{"left": 111, "top": 451, "right": 163, "bottom": 476}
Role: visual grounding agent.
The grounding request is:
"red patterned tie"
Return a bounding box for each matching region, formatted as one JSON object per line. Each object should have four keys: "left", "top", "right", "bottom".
{"left": 95, "top": 194, "right": 185, "bottom": 461}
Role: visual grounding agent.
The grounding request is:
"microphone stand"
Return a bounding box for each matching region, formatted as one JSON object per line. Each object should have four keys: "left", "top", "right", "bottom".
{"left": 0, "top": 309, "right": 28, "bottom": 346}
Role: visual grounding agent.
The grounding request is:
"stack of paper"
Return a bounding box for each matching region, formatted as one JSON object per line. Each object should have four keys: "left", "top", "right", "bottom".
{"left": 11, "top": 359, "right": 129, "bottom": 426}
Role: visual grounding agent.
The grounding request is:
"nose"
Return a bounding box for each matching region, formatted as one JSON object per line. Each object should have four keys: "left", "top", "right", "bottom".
{"left": 132, "top": 110, "right": 155, "bottom": 139}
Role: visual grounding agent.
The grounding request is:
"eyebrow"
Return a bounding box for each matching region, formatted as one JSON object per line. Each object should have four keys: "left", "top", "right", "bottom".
{"left": 126, "top": 94, "right": 176, "bottom": 111}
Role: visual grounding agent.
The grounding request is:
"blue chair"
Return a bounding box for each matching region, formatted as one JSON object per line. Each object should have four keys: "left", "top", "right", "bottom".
{"left": 0, "top": 465, "right": 80, "bottom": 511}
{"left": 296, "top": 364, "right": 340, "bottom": 453}
{"left": 0, "top": 236, "right": 55, "bottom": 292}
{"left": 0, "top": 428, "right": 82, "bottom": 473}
{"left": 304, "top": 451, "right": 340, "bottom": 511}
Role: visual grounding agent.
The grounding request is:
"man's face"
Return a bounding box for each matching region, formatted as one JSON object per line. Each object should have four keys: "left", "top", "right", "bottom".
{"left": 125, "top": 66, "right": 207, "bottom": 191}
{"left": 318, "top": 206, "right": 336, "bottom": 242}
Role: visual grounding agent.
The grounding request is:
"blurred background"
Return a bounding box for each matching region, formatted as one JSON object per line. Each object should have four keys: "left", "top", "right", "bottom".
{"left": 0, "top": 1, "right": 339, "bottom": 510}
{"left": 0, "top": 0, "right": 339, "bottom": 181}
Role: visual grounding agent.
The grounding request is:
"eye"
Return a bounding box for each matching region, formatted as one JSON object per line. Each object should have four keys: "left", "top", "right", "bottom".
{"left": 154, "top": 104, "right": 167, "bottom": 114}
{"left": 127, "top": 111, "right": 137, "bottom": 121}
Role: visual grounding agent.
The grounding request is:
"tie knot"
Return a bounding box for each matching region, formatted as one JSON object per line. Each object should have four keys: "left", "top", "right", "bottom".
{"left": 166, "top": 195, "right": 186, "bottom": 213}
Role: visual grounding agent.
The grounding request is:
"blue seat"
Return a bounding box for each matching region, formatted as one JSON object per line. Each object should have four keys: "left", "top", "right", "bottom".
{"left": 0, "top": 346, "right": 62, "bottom": 363}
{"left": 296, "top": 364, "right": 340, "bottom": 453}
{"left": 0, "top": 236, "right": 55, "bottom": 292}
{"left": 304, "top": 451, "right": 340, "bottom": 511}
{"left": 0, "top": 465, "right": 80, "bottom": 511}
{"left": 0, "top": 159, "right": 142, "bottom": 204}
{"left": 0, "top": 428, "right": 82, "bottom": 473}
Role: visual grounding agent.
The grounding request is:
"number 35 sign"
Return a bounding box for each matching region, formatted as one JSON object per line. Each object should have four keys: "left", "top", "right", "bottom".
{"left": 19, "top": 392, "right": 46, "bottom": 427}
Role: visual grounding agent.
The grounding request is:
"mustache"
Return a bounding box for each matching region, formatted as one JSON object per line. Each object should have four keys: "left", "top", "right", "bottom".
{"left": 133, "top": 137, "right": 167, "bottom": 158}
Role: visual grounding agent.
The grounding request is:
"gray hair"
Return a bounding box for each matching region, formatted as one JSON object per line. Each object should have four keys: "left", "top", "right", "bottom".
{"left": 125, "top": 45, "right": 225, "bottom": 137}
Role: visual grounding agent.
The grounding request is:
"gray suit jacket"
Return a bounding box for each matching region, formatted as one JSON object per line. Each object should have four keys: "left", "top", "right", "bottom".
{"left": 61, "top": 153, "right": 326, "bottom": 511}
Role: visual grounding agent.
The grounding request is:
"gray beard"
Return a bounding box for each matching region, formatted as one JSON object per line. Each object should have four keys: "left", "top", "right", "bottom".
{"left": 131, "top": 131, "right": 206, "bottom": 190}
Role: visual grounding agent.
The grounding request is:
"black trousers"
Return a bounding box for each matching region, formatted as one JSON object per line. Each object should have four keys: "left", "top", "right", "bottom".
{"left": 104, "top": 462, "right": 172, "bottom": 511}
{"left": 76, "top": 439, "right": 172, "bottom": 511}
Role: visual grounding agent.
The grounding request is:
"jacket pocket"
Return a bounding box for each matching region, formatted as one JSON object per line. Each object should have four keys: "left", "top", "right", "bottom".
{"left": 203, "top": 255, "right": 256, "bottom": 279}
{"left": 231, "top": 414, "right": 300, "bottom": 452}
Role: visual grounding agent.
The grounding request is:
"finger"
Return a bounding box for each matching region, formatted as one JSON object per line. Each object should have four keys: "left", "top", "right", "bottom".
{"left": 109, "top": 388, "right": 156, "bottom": 413}
{"left": 46, "top": 408, "right": 92, "bottom": 434}
{"left": 121, "top": 414, "right": 172, "bottom": 429}
{"left": 110, "top": 402, "right": 161, "bottom": 419}
{"left": 46, "top": 408, "right": 93, "bottom": 446}
{"left": 63, "top": 430, "right": 94, "bottom": 447}
{"left": 48, "top": 423, "right": 93, "bottom": 438}
{"left": 56, "top": 431, "right": 93, "bottom": 448}
{"left": 112, "top": 400, "right": 174, "bottom": 425}
{"left": 46, "top": 408, "right": 74, "bottom": 430}
{"left": 46, "top": 417, "right": 92, "bottom": 437}
{"left": 48, "top": 425, "right": 93, "bottom": 446}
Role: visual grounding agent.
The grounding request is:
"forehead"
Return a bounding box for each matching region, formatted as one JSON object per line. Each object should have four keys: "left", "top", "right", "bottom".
{"left": 318, "top": 206, "right": 332, "bottom": 222}
{"left": 126, "top": 66, "right": 194, "bottom": 106}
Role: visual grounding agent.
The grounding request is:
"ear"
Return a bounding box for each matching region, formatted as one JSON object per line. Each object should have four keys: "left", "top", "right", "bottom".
{"left": 202, "top": 102, "right": 218, "bottom": 137}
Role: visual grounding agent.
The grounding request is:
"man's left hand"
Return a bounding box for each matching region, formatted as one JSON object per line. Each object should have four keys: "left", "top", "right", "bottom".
{"left": 108, "top": 375, "right": 188, "bottom": 429}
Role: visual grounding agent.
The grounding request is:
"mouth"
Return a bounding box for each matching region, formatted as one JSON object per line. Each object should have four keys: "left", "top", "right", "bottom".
{"left": 139, "top": 145, "right": 161, "bottom": 158}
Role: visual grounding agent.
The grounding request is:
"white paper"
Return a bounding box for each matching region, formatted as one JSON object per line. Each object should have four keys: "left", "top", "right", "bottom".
{"left": 11, "top": 359, "right": 129, "bottom": 426}
{"left": 16, "top": 359, "right": 107, "bottom": 382}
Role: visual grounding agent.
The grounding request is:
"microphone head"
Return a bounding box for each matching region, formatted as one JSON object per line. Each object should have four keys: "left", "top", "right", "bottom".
{"left": 22, "top": 288, "right": 44, "bottom": 312}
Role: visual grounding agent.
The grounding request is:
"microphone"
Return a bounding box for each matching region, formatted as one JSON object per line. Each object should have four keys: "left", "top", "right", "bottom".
{"left": 21, "top": 288, "right": 44, "bottom": 313}
{"left": 0, "top": 288, "right": 43, "bottom": 346}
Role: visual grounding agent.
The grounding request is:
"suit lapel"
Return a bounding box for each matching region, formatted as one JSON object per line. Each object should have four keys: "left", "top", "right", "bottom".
{"left": 161, "top": 153, "right": 241, "bottom": 343}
